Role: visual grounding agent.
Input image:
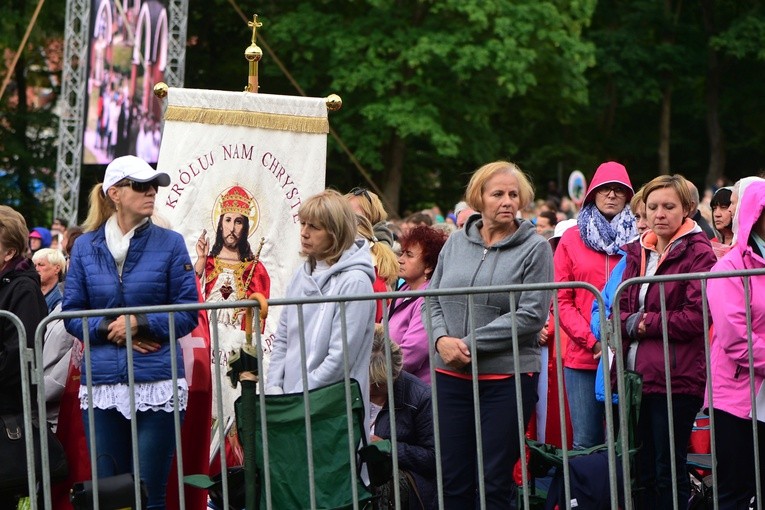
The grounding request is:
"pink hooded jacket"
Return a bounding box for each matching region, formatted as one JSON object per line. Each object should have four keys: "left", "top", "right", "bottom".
{"left": 554, "top": 162, "right": 633, "bottom": 370}
{"left": 709, "top": 181, "right": 765, "bottom": 420}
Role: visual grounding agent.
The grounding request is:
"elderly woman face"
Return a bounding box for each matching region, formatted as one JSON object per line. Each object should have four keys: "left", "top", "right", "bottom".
{"left": 299, "top": 219, "right": 332, "bottom": 260}
{"left": 480, "top": 171, "right": 521, "bottom": 230}
{"left": 646, "top": 186, "right": 689, "bottom": 243}
{"left": 34, "top": 257, "right": 60, "bottom": 287}
{"left": 398, "top": 241, "right": 430, "bottom": 285}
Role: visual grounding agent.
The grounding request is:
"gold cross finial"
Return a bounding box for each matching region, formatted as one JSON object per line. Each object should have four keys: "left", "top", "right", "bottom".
{"left": 248, "top": 14, "right": 262, "bottom": 44}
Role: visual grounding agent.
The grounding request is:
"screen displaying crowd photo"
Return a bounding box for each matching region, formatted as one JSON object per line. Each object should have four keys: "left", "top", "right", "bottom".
{"left": 82, "top": 0, "right": 169, "bottom": 165}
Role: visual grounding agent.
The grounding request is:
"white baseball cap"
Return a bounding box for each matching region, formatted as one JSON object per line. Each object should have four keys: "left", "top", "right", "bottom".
{"left": 102, "top": 156, "right": 171, "bottom": 193}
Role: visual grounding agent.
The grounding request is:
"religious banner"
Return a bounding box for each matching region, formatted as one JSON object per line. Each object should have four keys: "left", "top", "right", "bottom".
{"left": 154, "top": 87, "right": 328, "bottom": 421}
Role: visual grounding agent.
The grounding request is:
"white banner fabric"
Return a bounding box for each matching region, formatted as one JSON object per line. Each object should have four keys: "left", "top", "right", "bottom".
{"left": 155, "top": 88, "right": 327, "bottom": 417}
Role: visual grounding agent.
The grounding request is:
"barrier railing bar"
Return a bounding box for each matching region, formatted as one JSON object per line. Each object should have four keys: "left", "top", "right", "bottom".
{"left": 168, "top": 312, "right": 186, "bottom": 509}
{"left": 699, "top": 280, "right": 719, "bottom": 510}
{"left": 422, "top": 296, "right": 444, "bottom": 510}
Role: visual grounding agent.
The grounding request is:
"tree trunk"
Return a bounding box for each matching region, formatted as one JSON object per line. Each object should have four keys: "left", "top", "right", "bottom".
{"left": 657, "top": 0, "right": 682, "bottom": 176}
{"left": 700, "top": 0, "right": 725, "bottom": 188}
{"left": 658, "top": 81, "right": 672, "bottom": 175}
{"left": 382, "top": 133, "right": 406, "bottom": 216}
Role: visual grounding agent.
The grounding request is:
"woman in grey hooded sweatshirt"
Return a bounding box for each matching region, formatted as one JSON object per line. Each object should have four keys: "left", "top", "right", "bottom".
{"left": 266, "top": 189, "right": 376, "bottom": 414}
{"left": 428, "top": 161, "right": 553, "bottom": 509}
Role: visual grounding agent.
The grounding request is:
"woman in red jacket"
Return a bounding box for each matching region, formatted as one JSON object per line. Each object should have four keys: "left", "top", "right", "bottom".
{"left": 554, "top": 161, "right": 637, "bottom": 449}
{"left": 618, "top": 175, "right": 716, "bottom": 509}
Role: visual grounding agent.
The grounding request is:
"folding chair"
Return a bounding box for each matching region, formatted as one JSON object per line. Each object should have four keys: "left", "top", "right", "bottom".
{"left": 243, "top": 379, "right": 374, "bottom": 510}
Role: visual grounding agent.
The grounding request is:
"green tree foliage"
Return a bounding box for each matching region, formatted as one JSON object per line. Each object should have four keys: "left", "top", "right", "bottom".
{"left": 574, "top": 0, "right": 765, "bottom": 190}
{"left": 6, "top": 0, "right": 765, "bottom": 222}
{"left": 252, "top": 0, "right": 596, "bottom": 214}
{"left": 0, "top": 0, "right": 65, "bottom": 228}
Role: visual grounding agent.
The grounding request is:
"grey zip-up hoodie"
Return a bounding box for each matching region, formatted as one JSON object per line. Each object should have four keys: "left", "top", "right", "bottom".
{"left": 427, "top": 215, "right": 554, "bottom": 375}
{"left": 267, "top": 239, "right": 376, "bottom": 402}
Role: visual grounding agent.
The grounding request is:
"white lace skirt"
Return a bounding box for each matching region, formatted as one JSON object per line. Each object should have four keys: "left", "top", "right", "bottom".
{"left": 79, "top": 379, "right": 189, "bottom": 419}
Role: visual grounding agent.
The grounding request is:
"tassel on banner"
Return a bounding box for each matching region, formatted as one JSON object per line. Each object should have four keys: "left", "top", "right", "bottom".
{"left": 163, "top": 105, "right": 329, "bottom": 134}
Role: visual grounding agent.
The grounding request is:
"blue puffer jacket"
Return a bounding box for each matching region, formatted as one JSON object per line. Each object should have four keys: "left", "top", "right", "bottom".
{"left": 63, "top": 220, "right": 198, "bottom": 385}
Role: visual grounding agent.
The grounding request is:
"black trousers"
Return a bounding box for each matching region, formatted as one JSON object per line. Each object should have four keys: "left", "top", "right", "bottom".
{"left": 713, "top": 408, "right": 765, "bottom": 510}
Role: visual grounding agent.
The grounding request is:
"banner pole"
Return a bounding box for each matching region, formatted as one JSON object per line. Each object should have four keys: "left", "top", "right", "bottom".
{"left": 245, "top": 14, "right": 263, "bottom": 93}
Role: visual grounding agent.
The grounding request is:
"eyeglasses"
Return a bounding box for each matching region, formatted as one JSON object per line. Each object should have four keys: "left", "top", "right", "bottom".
{"left": 350, "top": 187, "right": 372, "bottom": 203}
{"left": 596, "top": 185, "right": 628, "bottom": 197}
{"left": 117, "top": 180, "right": 159, "bottom": 193}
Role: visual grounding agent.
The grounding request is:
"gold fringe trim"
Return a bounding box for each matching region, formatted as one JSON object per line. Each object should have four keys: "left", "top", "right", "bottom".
{"left": 164, "top": 105, "right": 329, "bottom": 134}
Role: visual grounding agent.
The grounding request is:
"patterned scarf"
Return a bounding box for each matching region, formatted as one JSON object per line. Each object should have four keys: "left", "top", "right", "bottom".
{"left": 578, "top": 202, "right": 637, "bottom": 255}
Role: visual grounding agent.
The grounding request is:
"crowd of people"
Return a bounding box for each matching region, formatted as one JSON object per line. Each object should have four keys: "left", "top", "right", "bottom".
{"left": 1, "top": 154, "right": 764, "bottom": 509}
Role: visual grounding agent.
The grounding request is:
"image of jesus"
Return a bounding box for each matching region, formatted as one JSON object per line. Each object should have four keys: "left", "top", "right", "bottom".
{"left": 195, "top": 186, "right": 270, "bottom": 328}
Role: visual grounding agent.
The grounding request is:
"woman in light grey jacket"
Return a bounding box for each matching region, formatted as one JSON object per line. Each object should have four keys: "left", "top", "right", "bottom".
{"left": 428, "top": 161, "right": 553, "bottom": 509}
{"left": 266, "top": 189, "right": 376, "bottom": 412}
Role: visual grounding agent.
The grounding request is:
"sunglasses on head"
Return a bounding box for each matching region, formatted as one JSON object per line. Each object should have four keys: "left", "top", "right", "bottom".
{"left": 350, "top": 187, "right": 371, "bottom": 203}
{"left": 117, "top": 179, "right": 159, "bottom": 193}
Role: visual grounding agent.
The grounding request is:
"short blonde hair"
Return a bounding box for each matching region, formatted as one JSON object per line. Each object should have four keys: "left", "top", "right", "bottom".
{"left": 629, "top": 186, "right": 645, "bottom": 212}
{"left": 299, "top": 189, "right": 357, "bottom": 266}
{"left": 32, "top": 248, "right": 67, "bottom": 275}
{"left": 0, "top": 205, "right": 28, "bottom": 257}
{"left": 369, "top": 324, "right": 403, "bottom": 386}
{"left": 345, "top": 188, "right": 388, "bottom": 225}
{"left": 643, "top": 174, "right": 693, "bottom": 216}
{"left": 465, "top": 161, "right": 534, "bottom": 212}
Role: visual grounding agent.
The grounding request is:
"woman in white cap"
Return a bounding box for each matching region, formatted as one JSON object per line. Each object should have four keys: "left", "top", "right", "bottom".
{"left": 63, "top": 155, "right": 199, "bottom": 509}
{"left": 554, "top": 161, "right": 637, "bottom": 450}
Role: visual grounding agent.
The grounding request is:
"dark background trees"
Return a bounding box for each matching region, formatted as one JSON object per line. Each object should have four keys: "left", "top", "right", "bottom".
{"left": 1, "top": 0, "right": 65, "bottom": 227}
{"left": 3, "top": 0, "right": 765, "bottom": 223}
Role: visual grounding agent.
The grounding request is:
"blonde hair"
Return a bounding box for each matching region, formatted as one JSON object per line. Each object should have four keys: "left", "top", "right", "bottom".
{"left": 356, "top": 215, "right": 398, "bottom": 287}
{"left": 345, "top": 188, "right": 388, "bottom": 225}
{"left": 299, "top": 189, "right": 357, "bottom": 266}
{"left": 643, "top": 175, "right": 693, "bottom": 216}
{"left": 0, "top": 205, "right": 28, "bottom": 257}
{"left": 32, "top": 248, "right": 67, "bottom": 277}
{"left": 629, "top": 186, "right": 645, "bottom": 212}
{"left": 369, "top": 324, "right": 403, "bottom": 386}
{"left": 465, "top": 161, "right": 535, "bottom": 212}
{"left": 83, "top": 183, "right": 117, "bottom": 232}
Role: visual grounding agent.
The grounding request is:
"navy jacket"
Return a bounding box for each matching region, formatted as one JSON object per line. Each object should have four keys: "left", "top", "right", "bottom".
{"left": 375, "top": 371, "right": 436, "bottom": 509}
{"left": 63, "top": 220, "right": 198, "bottom": 385}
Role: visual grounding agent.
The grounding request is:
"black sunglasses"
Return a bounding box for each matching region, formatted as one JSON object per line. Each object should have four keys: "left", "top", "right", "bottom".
{"left": 350, "top": 187, "right": 372, "bottom": 203}
{"left": 117, "top": 180, "right": 159, "bottom": 193}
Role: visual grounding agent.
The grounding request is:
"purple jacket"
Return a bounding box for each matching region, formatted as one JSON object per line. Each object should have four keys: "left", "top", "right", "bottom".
{"left": 388, "top": 282, "right": 431, "bottom": 384}
{"left": 708, "top": 181, "right": 765, "bottom": 420}
{"left": 619, "top": 226, "right": 717, "bottom": 397}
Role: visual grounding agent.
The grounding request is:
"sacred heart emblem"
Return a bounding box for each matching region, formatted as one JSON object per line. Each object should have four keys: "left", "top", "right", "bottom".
{"left": 220, "top": 276, "right": 234, "bottom": 299}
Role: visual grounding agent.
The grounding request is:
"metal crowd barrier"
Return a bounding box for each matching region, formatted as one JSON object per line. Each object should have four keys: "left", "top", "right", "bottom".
{"left": 13, "top": 267, "right": 765, "bottom": 509}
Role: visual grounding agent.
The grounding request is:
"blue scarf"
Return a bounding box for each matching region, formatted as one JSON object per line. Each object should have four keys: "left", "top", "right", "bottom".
{"left": 578, "top": 202, "right": 637, "bottom": 255}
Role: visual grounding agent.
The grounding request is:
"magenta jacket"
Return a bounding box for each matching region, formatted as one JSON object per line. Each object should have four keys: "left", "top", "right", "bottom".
{"left": 389, "top": 282, "right": 431, "bottom": 384}
{"left": 709, "top": 181, "right": 765, "bottom": 420}
{"left": 618, "top": 225, "right": 717, "bottom": 397}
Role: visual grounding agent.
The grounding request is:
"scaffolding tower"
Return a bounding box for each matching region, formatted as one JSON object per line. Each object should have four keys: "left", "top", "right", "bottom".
{"left": 53, "top": 0, "right": 188, "bottom": 225}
